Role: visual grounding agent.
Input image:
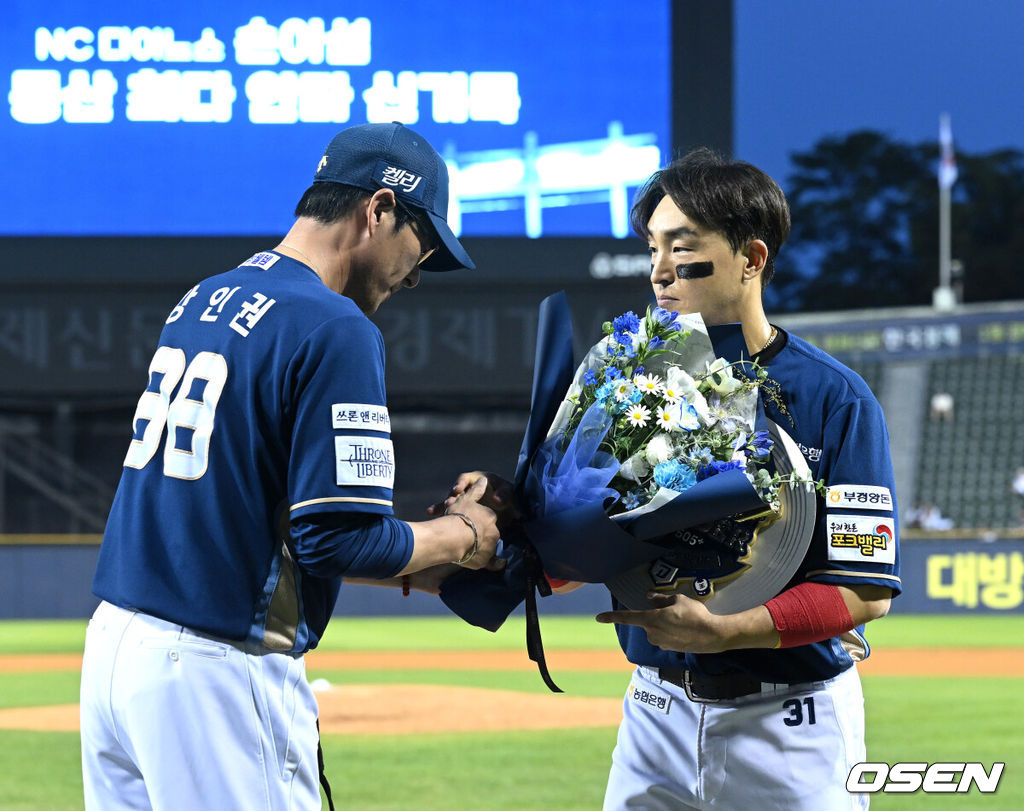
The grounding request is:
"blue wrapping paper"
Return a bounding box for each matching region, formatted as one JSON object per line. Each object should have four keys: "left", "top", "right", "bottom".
{"left": 523, "top": 469, "right": 763, "bottom": 582}
{"left": 511, "top": 292, "right": 769, "bottom": 583}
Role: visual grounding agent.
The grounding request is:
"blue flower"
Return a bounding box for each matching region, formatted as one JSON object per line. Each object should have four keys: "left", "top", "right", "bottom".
{"left": 612, "top": 387, "right": 642, "bottom": 414}
{"left": 595, "top": 381, "right": 616, "bottom": 402}
{"left": 652, "top": 307, "right": 682, "bottom": 330}
{"left": 612, "top": 311, "right": 641, "bottom": 335}
{"left": 648, "top": 336, "right": 666, "bottom": 350}
{"left": 615, "top": 387, "right": 642, "bottom": 410}
{"left": 686, "top": 446, "right": 714, "bottom": 468}
{"left": 678, "top": 403, "right": 701, "bottom": 430}
{"left": 746, "top": 430, "right": 773, "bottom": 460}
{"left": 611, "top": 312, "right": 640, "bottom": 351}
{"left": 613, "top": 339, "right": 638, "bottom": 358}
{"left": 697, "top": 459, "right": 747, "bottom": 481}
{"left": 622, "top": 491, "right": 642, "bottom": 510}
{"left": 663, "top": 401, "right": 701, "bottom": 431}
{"left": 583, "top": 369, "right": 598, "bottom": 386}
{"left": 604, "top": 367, "right": 623, "bottom": 381}
{"left": 653, "top": 460, "right": 698, "bottom": 493}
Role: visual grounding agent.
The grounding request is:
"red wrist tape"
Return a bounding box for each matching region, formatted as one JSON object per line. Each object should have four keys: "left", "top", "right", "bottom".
{"left": 544, "top": 573, "right": 571, "bottom": 590}
{"left": 764, "top": 582, "right": 854, "bottom": 649}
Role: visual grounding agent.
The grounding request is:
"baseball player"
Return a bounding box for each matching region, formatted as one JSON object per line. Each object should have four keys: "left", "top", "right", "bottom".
{"left": 79, "top": 122, "right": 500, "bottom": 811}
{"left": 437, "top": 150, "right": 901, "bottom": 810}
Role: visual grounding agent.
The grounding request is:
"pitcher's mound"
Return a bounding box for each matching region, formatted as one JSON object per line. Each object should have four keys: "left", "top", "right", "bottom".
{"left": 316, "top": 684, "right": 623, "bottom": 734}
{"left": 0, "top": 685, "right": 623, "bottom": 734}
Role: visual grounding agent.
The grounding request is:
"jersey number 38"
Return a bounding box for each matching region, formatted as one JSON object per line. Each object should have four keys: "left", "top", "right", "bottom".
{"left": 123, "top": 345, "right": 228, "bottom": 481}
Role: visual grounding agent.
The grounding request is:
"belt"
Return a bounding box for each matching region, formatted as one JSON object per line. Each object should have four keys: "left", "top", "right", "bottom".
{"left": 657, "top": 667, "right": 797, "bottom": 703}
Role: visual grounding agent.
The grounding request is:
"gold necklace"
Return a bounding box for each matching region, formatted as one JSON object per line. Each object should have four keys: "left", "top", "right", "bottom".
{"left": 278, "top": 243, "right": 319, "bottom": 275}
{"left": 756, "top": 326, "right": 778, "bottom": 355}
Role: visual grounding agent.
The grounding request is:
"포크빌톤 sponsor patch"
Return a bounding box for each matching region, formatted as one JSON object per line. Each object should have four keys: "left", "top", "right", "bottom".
{"left": 827, "top": 514, "right": 896, "bottom": 564}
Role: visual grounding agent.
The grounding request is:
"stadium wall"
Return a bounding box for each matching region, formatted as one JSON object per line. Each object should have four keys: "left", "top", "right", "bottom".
{"left": 2, "top": 538, "right": 1020, "bottom": 619}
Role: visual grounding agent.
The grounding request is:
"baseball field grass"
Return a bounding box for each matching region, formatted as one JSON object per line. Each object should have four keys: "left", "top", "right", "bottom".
{"left": 0, "top": 613, "right": 1021, "bottom": 810}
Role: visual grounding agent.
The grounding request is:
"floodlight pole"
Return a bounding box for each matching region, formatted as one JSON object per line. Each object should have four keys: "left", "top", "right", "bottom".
{"left": 939, "top": 180, "right": 952, "bottom": 292}
{"left": 933, "top": 175, "right": 957, "bottom": 310}
{"left": 933, "top": 113, "right": 956, "bottom": 311}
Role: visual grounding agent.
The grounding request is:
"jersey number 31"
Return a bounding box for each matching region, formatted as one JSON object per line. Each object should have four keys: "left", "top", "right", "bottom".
{"left": 123, "top": 346, "right": 228, "bottom": 480}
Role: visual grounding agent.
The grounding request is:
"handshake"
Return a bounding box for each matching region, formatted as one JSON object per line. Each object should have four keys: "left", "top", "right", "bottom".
{"left": 423, "top": 470, "right": 517, "bottom": 570}
{"left": 373, "top": 471, "right": 520, "bottom": 598}
{"left": 399, "top": 470, "right": 581, "bottom": 597}
{"left": 345, "top": 470, "right": 533, "bottom": 598}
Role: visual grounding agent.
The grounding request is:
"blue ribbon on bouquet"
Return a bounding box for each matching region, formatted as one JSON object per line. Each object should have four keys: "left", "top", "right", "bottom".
{"left": 506, "top": 291, "right": 578, "bottom": 692}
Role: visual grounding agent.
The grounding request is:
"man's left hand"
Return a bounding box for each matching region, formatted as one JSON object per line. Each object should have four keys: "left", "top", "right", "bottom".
{"left": 596, "top": 592, "right": 776, "bottom": 653}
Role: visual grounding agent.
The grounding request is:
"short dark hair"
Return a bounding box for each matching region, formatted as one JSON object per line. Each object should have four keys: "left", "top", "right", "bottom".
{"left": 630, "top": 148, "right": 791, "bottom": 288}
{"left": 293, "top": 182, "right": 421, "bottom": 233}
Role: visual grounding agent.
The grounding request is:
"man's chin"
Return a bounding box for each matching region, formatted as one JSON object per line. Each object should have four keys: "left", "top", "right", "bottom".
{"left": 354, "top": 296, "right": 379, "bottom": 316}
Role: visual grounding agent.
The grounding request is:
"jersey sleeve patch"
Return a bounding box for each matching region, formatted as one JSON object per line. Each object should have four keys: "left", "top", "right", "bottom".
{"left": 825, "top": 484, "right": 893, "bottom": 511}
{"left": 826, "top": 514, "right": 896, "bottom": 564}
{"left": 332, "top": 403, "right": 391, "bottom": 433}
{"left": 335, "top": 436, "right": 394, "bottom": 488}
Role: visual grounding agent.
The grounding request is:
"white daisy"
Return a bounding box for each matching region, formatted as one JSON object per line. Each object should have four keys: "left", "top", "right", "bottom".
{"left": 662, "top": 383, "right": 683, "bottom": 404}
{"left": 613, "top": 380, "right": 635, "bottom": 401}
{"left": 656, "top": 406, "right": 678, "bottom": 431}
{"left": 635, "top": 373, "right": 664, "bottom": 396}
{"left": 626, "top": 404, "right": 651, "bottom": 427}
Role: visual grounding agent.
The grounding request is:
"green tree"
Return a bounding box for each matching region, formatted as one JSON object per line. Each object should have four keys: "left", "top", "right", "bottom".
{"left": 769, "top": 130, "right": 1024, "bottom": 312}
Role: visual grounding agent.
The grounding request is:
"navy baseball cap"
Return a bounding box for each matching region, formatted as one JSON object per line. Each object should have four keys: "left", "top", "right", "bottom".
{"left": 313, "top": 122, "right": 474, "bottom": 272}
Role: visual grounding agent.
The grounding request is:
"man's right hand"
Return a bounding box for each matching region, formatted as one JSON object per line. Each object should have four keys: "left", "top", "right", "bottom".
{"left": 427, "top": 470, "right": 519, "bottom": 528}
{"left": 444, "top": 476, "right": 502, "bottom": 569}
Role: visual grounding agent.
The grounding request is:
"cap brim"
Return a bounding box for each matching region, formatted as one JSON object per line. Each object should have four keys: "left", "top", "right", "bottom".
{"left": 604, "top": 420, "right": 817, "bottom": 614}
{"left": 419, "top": 210, "right": 475, "bottom": 272}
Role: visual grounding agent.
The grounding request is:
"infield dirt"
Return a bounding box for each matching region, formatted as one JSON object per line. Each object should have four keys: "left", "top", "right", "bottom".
{"left": 1, "top": 646, "right": 1021, "bottom": 734}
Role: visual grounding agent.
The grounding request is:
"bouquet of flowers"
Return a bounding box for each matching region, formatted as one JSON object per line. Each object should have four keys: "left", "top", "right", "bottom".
{"left": 439, "top": 293, "right": 823, "bottom": 689}
{"left": 516, "top": 300, "right": 823, "bottom": 589}
{"left": 527, "top": 306, "right": 816, "bottom": 523}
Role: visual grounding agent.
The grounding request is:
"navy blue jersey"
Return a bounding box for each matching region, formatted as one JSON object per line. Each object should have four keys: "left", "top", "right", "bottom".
{"left": 616, "top": 329, "right": 902, "bottom": 682}
{"left": 94, "top": 252, "right": 413, "bottom": 652}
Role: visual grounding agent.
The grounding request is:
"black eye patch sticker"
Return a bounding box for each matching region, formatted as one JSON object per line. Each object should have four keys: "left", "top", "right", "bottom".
{"left": 675, "top": 262, "right": 714, "bottom": 279}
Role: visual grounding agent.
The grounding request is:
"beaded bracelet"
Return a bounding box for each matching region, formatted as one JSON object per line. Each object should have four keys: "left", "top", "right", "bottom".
{"left": 446, "top": 511, "right": 479, "bottom": 565}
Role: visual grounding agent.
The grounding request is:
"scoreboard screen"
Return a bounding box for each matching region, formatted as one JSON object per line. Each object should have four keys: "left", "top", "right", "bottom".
{"left": 1, "top": 1, "right": 670, "bottom": 238}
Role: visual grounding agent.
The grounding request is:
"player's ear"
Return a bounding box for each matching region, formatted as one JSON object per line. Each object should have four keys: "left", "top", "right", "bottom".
{"left": 365, "top": 188, "right": 397, "bottom": 237}
{"left": 741, "top": 239, "right": 768, "bottom": 282}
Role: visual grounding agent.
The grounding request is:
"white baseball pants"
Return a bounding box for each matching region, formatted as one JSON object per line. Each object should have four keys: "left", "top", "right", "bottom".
{"left": 80, "top": 601, "right": 323, "bottom": 811}
{"left": 604, "top": 664, "right": 869, "bottom": 810}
